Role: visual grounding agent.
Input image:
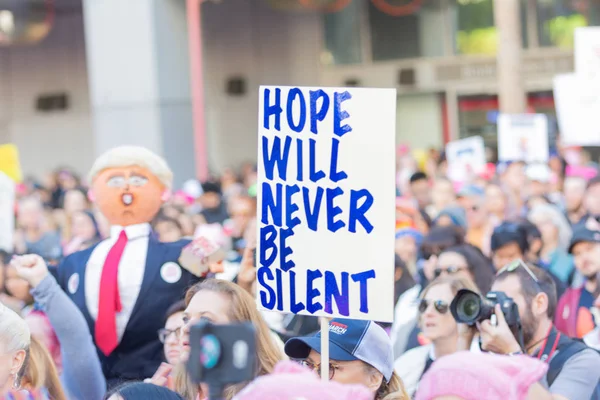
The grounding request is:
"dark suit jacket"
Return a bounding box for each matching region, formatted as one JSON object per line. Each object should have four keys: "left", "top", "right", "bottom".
{"left": 56, "top": 237, "right": 200, "bottom": 386}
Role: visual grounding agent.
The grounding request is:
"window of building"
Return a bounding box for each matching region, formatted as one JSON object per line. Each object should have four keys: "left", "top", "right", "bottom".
{"left": 367, "top": 0, "right": 445, "bottom": 61}
{"left": 322, "top": 0, "right": 363, "bottom": 65}
{"left": 453, "top": 0, "right": 497, "bottom": 55}
{"left": 536, "top": 0, "right": 597, "bottom": 49}
{"left": 452, "top": 0, "right": 528, "bottom": 55}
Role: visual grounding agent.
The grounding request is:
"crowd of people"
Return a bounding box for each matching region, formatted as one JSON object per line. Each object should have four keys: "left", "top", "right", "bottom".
{"left": 1, "top": 143, "right": 600, "bottom": 400}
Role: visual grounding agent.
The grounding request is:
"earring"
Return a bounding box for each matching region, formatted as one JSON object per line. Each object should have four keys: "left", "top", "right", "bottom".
{"left": 12, "top": 373, "right": 21, "bottom": 390}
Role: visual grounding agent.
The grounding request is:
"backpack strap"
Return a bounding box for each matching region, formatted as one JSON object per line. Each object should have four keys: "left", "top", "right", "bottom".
{"left": 547, "top": 339, "right": 589, "bottom": 387}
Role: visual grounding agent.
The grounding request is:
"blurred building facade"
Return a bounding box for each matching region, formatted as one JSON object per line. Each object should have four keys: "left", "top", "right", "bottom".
{"left": 0, "top": 0, "right": 597, "bottom": 183}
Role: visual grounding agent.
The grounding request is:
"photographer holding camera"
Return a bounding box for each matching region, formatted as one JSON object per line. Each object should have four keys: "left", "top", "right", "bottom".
{"left": 459, "top": 260, "right": 600, "bottom": 400}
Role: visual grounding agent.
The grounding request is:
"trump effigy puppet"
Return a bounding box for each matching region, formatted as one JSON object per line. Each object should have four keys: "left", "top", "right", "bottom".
{"left": 54, "top": 146, "right": 201, "bottom": 385}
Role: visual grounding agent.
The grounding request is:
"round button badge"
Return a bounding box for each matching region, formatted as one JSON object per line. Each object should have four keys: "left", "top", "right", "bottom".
{"left": 160, "top": 262, "right": 182, "bottom": 284}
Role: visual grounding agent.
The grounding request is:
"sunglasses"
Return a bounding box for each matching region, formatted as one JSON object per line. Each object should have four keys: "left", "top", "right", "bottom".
{"left": 496, "top": 259, "right": 541, "bottom": 288}
{"left": 434, "top": 265, "right": 468, "bottom": 278}
{"left": 418, "top": 299, "right": 449, "bottom": 314}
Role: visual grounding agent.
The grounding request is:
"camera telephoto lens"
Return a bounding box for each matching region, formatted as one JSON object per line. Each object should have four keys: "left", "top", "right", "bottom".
{"left": 451, "top": 289, "right": 483, "bottom": 324}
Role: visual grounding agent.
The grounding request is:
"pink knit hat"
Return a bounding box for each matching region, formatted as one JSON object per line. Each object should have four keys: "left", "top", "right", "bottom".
{"left": 416, "top": 351, "right": 547, "bottom": 400}
{"left": 232, "top": 361, "right": 372, "bottom": 400}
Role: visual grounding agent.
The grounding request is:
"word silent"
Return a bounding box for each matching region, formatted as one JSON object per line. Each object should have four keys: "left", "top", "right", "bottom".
{"left": 257, "top": 264, "right": 376, "bottom": 316}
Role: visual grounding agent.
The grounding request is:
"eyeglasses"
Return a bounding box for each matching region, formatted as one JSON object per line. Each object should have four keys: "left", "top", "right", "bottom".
{"left": 418, "top": 299, "right": 449, "bottom": 314}
{"left": 158, "top": 327, "right": 182, "bottom": 343}
{"left": 298, "top": 360, "right": 340, "bottom": 380}
{"left": 434, "top": 265, "right": 468, "bottom": 278}
{"left": 496, "top": 259, "right": 541, "bottom": 288}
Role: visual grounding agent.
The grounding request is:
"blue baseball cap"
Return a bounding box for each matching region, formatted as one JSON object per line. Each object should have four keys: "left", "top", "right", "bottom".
{"left": 284, "top": 318, "right": 394, "bottom": 382}
{"left": 569, "top": 225, "right": 600, "bottom": 253}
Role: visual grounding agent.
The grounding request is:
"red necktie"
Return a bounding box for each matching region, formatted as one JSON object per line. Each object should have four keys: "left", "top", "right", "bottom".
{"left": 95, "top": 230, "right": 128, "bottom": 356}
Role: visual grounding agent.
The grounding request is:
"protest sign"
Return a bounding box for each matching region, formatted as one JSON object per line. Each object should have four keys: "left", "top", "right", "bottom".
{"left": 575, "top": 27, "right": 600, "bottom": 80}
{"left": 445, "top": 136, "right": 486, "bottom": 183}
{"left": 497, "top": 114, "right": 549, "bottom": 163}
{"left": 554, "top": 74, "right": 600, "bottom": 146}
{"left": 256, "top": 86, "right": 396, "bottom": 323}
{"left": 0, "top": 172, "right": 15, "bottom": 253}
{"left": 0, "top": 144, "right": 23, "bottom": 183}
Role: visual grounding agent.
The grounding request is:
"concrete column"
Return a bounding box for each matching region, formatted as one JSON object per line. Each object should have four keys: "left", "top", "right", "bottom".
{"left": 493, "top": 0, "right": 527, "bottom": 114}
{"left": 82, "top": 0, "right": 196, "bottom": 187}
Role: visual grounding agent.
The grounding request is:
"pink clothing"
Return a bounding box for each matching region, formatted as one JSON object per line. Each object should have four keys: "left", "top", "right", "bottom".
{"left": 416, "top": 351, "right": 547, "bottom": 400}
{"left": 24, "top": 310, "right": 62, "bottom": 373}
{"left": 232, "top": 361, "right": 372, "bottom": 400}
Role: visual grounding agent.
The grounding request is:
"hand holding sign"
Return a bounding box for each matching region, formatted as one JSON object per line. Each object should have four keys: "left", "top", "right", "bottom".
{"left": 446, "top": 136, "right": 486, "bottom": 184}
{"left": 178, "top": 236, "right": 226, "bottom": 277}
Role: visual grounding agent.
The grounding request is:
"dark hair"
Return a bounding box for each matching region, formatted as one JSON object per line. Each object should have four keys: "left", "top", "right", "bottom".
{"left": 420, "top": 226, "right": 465, "bottom": 260}
{"left": 440, "top": 244, "right": 495, "bottom": 294}
{"left": 153, "top": 214, "right": 183, "bottom": 232}
{"left": 409, "top": 171, "right": 428, "bottom": 184}
{"left": 202, "top": 180, "right": 222, "bottom": 195}
{"left": 105, "top": 382, "right": 185, "bottom": 400}
{"left": 419, "top": 209, "right": 433, "bottom": 229}
{"left": 519, "top": 219, "right": 542, "bottom": 240}
{"left": 494, "top": 262, "right": 557, "bottom": 320}
{"left": 165, "top": 300, "right": 186, "bottom": 320}
{"left": 491, "top": 222, "right": 529, "bottom": 254}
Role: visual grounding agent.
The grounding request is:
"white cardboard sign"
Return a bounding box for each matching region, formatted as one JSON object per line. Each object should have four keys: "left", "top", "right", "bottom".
{"left": 445, "top": 136, "right": 486, "bottom": 183}
{"left": 0, "top": 172, "right": 15, "bottom": 253}
{"left": 575, "top": 27, "right": 600, "bottom": 80}
{"left": 256, "top": 86, "right": 396, "bottom": 322}
{"left": 554, "top": 74, "right": 600, "bottom": 147}
{"left": 498, "top": 114, "right": 549, "bottom": 163}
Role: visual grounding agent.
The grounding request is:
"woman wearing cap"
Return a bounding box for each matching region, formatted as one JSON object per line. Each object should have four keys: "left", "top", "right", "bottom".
{"left": 284, "top": 318, "right": 409, "bottom": 400}
{"left": 415, "top": 351, "right": 547, "bottom": 400}
{"left": 393, "top": 277, "right": 480, "bottom": 398}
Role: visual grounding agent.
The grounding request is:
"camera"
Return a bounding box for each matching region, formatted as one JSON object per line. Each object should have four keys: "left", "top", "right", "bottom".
{"left": 187, "top": 320, "right": 257, "bottom": 400}
{"left": 450, "top": 289, "right": 521, "bottom": 327}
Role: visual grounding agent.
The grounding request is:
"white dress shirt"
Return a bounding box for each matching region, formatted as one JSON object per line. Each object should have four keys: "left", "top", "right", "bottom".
{"left": 85, "top": 223, "right": 150, "bottom": 342}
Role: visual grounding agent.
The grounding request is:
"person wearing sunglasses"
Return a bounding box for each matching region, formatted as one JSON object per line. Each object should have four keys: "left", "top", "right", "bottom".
{"left": 393, "top": 277, "right": 480, "bottom": 398}
{"left": 434, "top": 244, "right": 495, "bottom": 294}
{"left": 390, "top": 227, "right": 465, "bottom": 359}
{"left": 480, "top": 260, "right": 600, "bottom": 400}
{"left": 284, "top": 318, "right": 409, "bottom": 400}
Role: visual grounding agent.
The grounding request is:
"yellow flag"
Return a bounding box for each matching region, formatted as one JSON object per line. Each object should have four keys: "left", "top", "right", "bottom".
{"left": 0, "top": 144, "right": 23, "bottom": 183}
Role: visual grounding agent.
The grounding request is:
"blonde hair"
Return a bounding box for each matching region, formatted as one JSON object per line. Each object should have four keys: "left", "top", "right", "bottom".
{"left": 364, "top": 365, "right": 410, "bottom": 400}
{"left": 528, "top": 203, "right": 573, "bottom": 252}
{"left": 175, "top": 279, "right": 285, "bottom": 400}
{"left": 23, "top": 336, "right": 66, "bottom": 400}
{"left": 88, "top": 146, "right": 173, "bottom": 189}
